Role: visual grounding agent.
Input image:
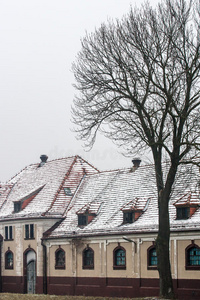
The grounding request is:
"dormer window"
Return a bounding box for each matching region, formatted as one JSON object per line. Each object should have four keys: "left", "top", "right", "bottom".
{"left": 14, "top": 202, "right": 21, "bottom": 213}
{"left": 174, "top": 192, "right": 200, "bottom": 220}
{"left": 78, "top": 214, "right": 87, "bottom": 226}
{"left": 123, "top": 211, "right": 135, "bottom": 224}
{"left": 77, "top": 202, "right": 101, "bottom": 227}
{"left": 177, "top": 207, "right": 189, "bottom": 220}
{"left": 13, "top": 186, "right": 44, "bottom": 213}
{"left": 77, "top": 210, "right": 96, "bottom": 227}
{"left": 64, "top": 187, "right": 73, "bottom": 196}
{"left": 121, "top": 197, "right": 149, "bottom": 224}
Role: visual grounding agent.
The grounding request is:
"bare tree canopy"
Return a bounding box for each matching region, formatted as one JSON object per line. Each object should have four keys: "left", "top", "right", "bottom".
{"left": 72, "top": 0, "right": 200, "bottom": 298}
{"left": 72, "top": 0, "right": 200, "bottom": 161}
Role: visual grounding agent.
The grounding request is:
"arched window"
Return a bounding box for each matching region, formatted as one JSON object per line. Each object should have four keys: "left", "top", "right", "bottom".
{"left": 55, "top": 248, "right": 65, "bottom": 269}
{"left": 147, "top": 245, "right": 157, "bottom": 270}
{"left": 113, "top": 246, "right": 126, "bottom": 270}
{"left": 82, "top": 247, "right": 94, "bottom": 269}
{"left": 5, "top": 250, "right": 14, "bottom": 269}
{"left": 186, "top": 244, "right": 200, "bottom": 270}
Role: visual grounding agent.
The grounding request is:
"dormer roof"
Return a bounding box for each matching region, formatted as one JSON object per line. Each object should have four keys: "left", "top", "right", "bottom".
{"left": 76, "top": 201, "right": 102, "bottom": 215}
{"left": 173, "top": 191, "right": 200, "bottom": 207}
{"left": 121, "top": 197, "right": 150, "bottom": 212}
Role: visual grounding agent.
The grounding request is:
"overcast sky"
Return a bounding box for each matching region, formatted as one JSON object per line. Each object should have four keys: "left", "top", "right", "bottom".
{"left": 0, "top": 0, "right": 157, "bottom": 182}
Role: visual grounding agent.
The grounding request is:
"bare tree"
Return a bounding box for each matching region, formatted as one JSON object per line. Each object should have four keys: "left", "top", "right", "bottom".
{"left": 72, "top": 0, "right": 200, "bottom": 298}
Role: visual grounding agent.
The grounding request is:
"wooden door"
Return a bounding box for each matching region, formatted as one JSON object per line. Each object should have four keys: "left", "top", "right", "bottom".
{"left": 27, "top": 260, "right": 36, "bottom": 294}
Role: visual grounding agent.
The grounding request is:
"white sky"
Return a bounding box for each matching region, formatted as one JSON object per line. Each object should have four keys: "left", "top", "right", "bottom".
{"left": 0, "top": 0, "right": 157, "bottom": 182}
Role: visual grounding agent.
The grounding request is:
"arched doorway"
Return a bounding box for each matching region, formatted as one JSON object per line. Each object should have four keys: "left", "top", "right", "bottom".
{"left": 24, "top": 249, "right": 36, "bottom": 294}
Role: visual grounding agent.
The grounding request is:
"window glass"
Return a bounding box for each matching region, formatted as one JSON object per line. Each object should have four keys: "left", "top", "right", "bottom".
{"left": 149, "top": 248, "right": 157, "bottom": 266}
{"left": 5, "top": 226, "right": 13, "bottom": 240}
{"left": 115, "top": 248, "right": 126, "bottom": 266}
{"left": 177, "top": 207, "right": 189, "bottom": 219}
{"left": 64, "top": 187, "right": 72, "bottom": 196}
{"left": 25, "top": 225, "right": 29, "bottom": 239}
{"left": 188, "top": 247, "right": 200, "bottom": 266}
{"left": 84, "top": 249, "right": 93, "bottom": 266}
{"left": 25, "top": 224, "right": 34, "bottom": 239}
{"left": 9, "top": 226, "right": 13, "bottom": 240}
{"left": 83, "top": 248, "right": 94, "bottom": 269}
{"left": 55, "top": 249, "right": 65, "bottom": 269}
{"left": 14, "top": 202, "right": 21, "bottom": 213}
{"left": 5, "top": 251, "right": 13, "bottom": 269}
{"left": 123, "top": 211, "right": 134, "bottom": 223}
{"left": 5, "top": 226, "right": 8, "bottom": 240}
{"left": 78, "top": 215, "right": 87, "bottom": 226}
{"left": 30, "top": 224, "right": 34, "bottom": 239}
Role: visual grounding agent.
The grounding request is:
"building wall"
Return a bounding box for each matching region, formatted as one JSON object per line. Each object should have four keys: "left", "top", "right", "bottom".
{"left": 0, "top": 224, "right": 200, "bottom": 299}
{"left": 45, "top": 233, "right": 200, "bottom": 299}
{"left": 46, "top": 234, "right": 200, "bottom": 279}
{"left": 0, "top": 218, "right": 61, "bottom": 293}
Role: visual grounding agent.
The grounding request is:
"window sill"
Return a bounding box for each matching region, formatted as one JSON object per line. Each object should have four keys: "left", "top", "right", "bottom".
{"left": 185, "top": 266, "right": 200, "bottom": 270}
{"left": 5, "top": 267, "right": 13, "bottom": 270}
{"left": 82, "top": 265, "right": 94, "bottom": 270}
{"left": 24, "top": 238, "right": 35, "bottom": 240}
{"left": 113, "top": 266, "right": 126, "bottom": 270}
{"left": 123, "top": 222, "right": 134, "bottom": 224}
{"left": 147, "top": 266, "right": 158, "bottom": 270}
{"left": 4, "top": 239, "right": 14, "bottom": 242}
{"left": 55, "top": 266, "right": 65, "bottom": 270}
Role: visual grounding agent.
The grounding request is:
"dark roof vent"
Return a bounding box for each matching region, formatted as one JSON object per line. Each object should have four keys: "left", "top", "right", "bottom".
{"left": 39, "top": 155, "right": 48, "bottom": 167}
{"left": 131, "top": 158, "right": 141, "bottom": 172}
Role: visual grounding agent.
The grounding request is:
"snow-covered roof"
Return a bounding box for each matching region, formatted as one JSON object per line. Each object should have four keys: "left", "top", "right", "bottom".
{"left": 48, "top": 162, "right": 200, "bottom": 238}
{"left": 0, "top": 156, "right": 98, "bottom": 220}
{"left": 1, "top": 155, "right": 200, "bottom": 237}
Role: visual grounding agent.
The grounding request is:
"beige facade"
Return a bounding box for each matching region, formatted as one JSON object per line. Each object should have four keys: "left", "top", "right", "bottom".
{"left": 45, "top": 232, "right": 200, "bottom": 280}
{"left": 0, "top": 218, "right": 60, "bottom": 278}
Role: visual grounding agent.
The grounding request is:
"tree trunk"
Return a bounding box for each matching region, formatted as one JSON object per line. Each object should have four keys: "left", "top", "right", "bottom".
{"left": 156, "top": 191, "right": 174, "bottom": 299}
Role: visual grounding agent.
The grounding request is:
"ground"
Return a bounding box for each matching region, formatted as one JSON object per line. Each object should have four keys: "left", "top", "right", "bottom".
{"left": 0, "top": 295, "right": 165, "bottom": 300}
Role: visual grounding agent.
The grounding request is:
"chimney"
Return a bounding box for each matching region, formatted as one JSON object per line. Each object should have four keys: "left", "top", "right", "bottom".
{"left": 131, "top": 158, "right": 141, "bottom": 172}
{"left": 39, "top": 155, "right": 48, "bottom": 167}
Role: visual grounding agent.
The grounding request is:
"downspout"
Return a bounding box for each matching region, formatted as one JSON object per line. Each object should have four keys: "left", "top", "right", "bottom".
{"left": 0, "top": 234, "right": 3, "bottom": 292}
{"left": 41, "top": 218, "right": 65, "bottom": 295}
{"left": 41, "top": 239, "right": 47, "bottom": 294}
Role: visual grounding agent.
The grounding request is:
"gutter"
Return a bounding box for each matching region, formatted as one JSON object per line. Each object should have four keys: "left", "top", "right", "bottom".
{"left": 0, "top": 234, "right": 3, "bottom": 292}
{"left": 42, "top": 228, "right": 158, "bottom": 240}
{"left": 42, "top": 224, "right": 200, "bottom": 241}
{"left": 41, "top": 217, "right": 66, "bottom": 294}
{"left": 41, "top": 239, "right": 47, "bottom": 295}
{"left": 0, "top": 216, "right": 63, "bottom": 223}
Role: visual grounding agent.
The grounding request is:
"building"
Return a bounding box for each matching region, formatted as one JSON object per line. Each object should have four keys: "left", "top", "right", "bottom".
{"left": 0, "top": 155, "right": 200, "bottom": 299}
{"left": 0, "top": 155, "right": 98, "bottom": 294}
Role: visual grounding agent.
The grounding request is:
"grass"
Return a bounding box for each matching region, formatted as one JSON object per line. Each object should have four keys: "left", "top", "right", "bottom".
{"left": 0, "top": 294, "right": 161, "bottom": 300}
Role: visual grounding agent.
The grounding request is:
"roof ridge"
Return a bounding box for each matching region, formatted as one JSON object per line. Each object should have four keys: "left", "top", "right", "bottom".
{"left": 7, "top": 156, "right": 83, "bottom": 183}
{"left": 76, "top": 155, "right": 100, "bottom": 173}
{"left": 40, "top": 155, "right": 77, "bottom": 164}
{"left": 74, "top": 164, "right": 154, "bottom": 177}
